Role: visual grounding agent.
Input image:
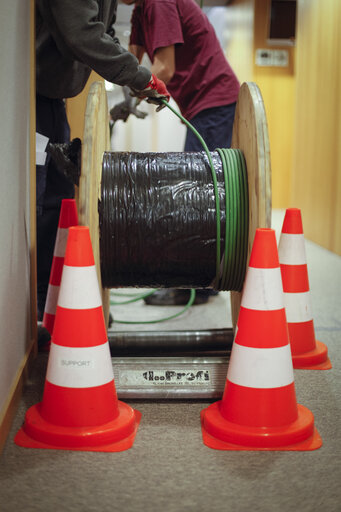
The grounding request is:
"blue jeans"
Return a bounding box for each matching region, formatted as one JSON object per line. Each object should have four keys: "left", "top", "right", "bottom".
{"left": 184, "top": 103, "right": 236, "bottom": 152}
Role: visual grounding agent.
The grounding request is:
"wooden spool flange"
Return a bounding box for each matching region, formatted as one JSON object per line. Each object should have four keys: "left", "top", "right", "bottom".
{"left": 78, "top": 81, "right": 110, "bottom": 326}
{"left": 230, "top": 82, "right": 272, "bottom": 328}
{"left": 78, "top": 81, "right": 271, "bottom": 330}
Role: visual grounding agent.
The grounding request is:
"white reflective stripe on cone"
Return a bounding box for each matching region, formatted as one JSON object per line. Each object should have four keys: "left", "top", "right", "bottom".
{"left": 227, "top": 343, "right": 294, "bottom": 389}
{"left": 241, "top": 267, "right": 284, "bottom": 311}
{"left": 54, "top": 228, "right": 69, "bottom": 258}
{"left": 44, "top": 284, "right": 60, "bottom": 315}
{"left": 58, "top": 265, "right": 102, "bottom": 309}
{"left": 46, "top": 342, "right": 114, "bottom": 388}
{"left": 278, "top": 233, "right": 307, "bottom": 265}
{"left": 284, "top": 291, "right": 313, "bottom": 323}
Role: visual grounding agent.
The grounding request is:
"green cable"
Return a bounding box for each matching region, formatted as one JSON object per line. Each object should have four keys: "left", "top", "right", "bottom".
{"left": 162, "top": 100, "right": 221, "bottom": 287}
{"left": 227, "top": 149, "right": 239, "bottom": 290}
{"left": 162, "top": 100, "right": 248, "bottom": 292}
{"left": 112, "top": 289, "right": 196, "bottom": 324}
{"left": 236, "top": 148, "right": 249, "bottom": 288}
{"left": 110, "top": 289, "right": 157, "bottom": 305}
{"left": 216, "top": 148, "right": 231, "bottom": 288}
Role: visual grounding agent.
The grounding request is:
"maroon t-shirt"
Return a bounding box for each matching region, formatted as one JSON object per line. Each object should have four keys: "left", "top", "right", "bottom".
{"left": 130, "top": 0, "right": 240, "bottom": 120}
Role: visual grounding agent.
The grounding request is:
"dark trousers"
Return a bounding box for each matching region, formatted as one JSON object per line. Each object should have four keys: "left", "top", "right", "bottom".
{"left": 184, "top": 103, "right": 236, "bottom": 152}
{"left": 36, "top": 95, "right": 74, "bottom": 317}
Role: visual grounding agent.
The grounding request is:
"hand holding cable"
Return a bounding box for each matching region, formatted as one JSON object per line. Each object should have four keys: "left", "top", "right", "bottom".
{"left": 131, "top": 74, "right": 170, "bottom": 111}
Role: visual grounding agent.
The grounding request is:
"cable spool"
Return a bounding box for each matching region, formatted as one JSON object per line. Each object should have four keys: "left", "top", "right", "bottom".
{"left": 100, "top": 149, "right": 248, "bottom": 291}
{"left": 78, "top": 81, "right": 271, "bottom": 328}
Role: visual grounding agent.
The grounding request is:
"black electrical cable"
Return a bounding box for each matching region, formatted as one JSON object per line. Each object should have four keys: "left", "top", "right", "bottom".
{"left": 104, "top": 100, "right": 249, "bottom": 324}
{"left": 162, "top": 101, "right": 248, "bottom": 292}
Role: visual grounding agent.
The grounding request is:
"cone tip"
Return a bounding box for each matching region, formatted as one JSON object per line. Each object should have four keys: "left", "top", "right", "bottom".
{"left": 64, "top": 226, "right": 95, "bottom": 266}
{"left": 282, "top": 208, "right": 303, "bottom": 234}
{"left": 249, "top": 228, "right": 279, "bottom": 268}
{"left": 59, "top": 199, "right": 79, "bottom": 229}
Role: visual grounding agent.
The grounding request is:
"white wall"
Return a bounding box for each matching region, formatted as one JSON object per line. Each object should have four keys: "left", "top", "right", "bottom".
{"left": 109, "top": 1, "right": 187, "bottom": 153}
{"left": 0, "top": 2, "right": 32, "bottom": 416}
{"left": 109, "top": 93, "right": 187, "bottom": 153}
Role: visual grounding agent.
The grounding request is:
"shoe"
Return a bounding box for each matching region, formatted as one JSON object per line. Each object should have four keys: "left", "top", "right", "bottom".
{"left": 143, "top": 289, "right": 213, "bottom": 306}
{"left": 37, "top": 323, "right": 51, "bottom": 352}
{"left": 197, "top": 290, "right": 219, "bottom": 297}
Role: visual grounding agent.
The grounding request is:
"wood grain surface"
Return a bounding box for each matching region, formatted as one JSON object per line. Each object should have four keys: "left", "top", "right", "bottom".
{"left": 230, "top": 81, "right": 272, "bottom": 328}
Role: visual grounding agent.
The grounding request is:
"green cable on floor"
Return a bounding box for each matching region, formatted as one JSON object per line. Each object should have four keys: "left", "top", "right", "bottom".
{"left": 110, "top": 289, "right": 157, "bottom": 306}
{"left": 111, "top": 99, "right": 248, "bottom": 324}
{"left": 111, "top": 288, "right": 196, "bottom": 325}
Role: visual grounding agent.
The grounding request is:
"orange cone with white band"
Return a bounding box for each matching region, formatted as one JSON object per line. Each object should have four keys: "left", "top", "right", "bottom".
{"left": 278, "top": 208, "right": 331, "bottom": 370}
{"left": 42, "top": 199, "right": 78, "bottom": 335}
{"left": 16, "top": 226, "right": 141, "bottom": 452}
{"left": 201, "top": 228, "right": 322, "bottom": 451}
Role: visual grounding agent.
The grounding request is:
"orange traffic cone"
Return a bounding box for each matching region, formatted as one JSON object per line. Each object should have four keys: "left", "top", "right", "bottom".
{"left": 278, "top": 208, "right": 331, "bottom": 370}
{"left": 42, "top": 199, "right": 78, "bottom": 335}
{"left": 16, "top": 226, "right": 141, "bottom": 452}
{"left": 201, "top": 228, "right": 322, "bottom": 451}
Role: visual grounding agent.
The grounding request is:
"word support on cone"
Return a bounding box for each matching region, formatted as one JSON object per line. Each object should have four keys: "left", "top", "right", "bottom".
{"left": 200, "top": 228, "right": 322, "bottom": 451}
{"left": 15, "top": 226, "right": 141, "bottom": 452}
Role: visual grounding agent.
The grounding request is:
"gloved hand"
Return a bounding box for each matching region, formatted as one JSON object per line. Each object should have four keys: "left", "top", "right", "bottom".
{"left": 131, "top": 74, "right": 170, "bottom": 111}
{"left": 110, "top": 87, "right": 148, "bottom": 123}
{"left": 110, "top": 100, "right": 131, "bottom": 123}
{"left": 47, "top": 138, "right": 81, "bottom": 186}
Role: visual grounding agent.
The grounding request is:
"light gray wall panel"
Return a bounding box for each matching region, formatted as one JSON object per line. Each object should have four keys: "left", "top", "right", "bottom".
{"left": 0, "top": 1, "right": 32, "bottom": 414}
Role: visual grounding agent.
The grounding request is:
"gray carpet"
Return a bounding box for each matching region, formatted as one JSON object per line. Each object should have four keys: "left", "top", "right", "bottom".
{"left": 1, "top": 210, "right": 340, "bottom": 512}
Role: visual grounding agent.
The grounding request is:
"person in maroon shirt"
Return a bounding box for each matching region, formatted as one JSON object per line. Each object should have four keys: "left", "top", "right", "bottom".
{"left": 122, "top": 0, "right": 239, "bottom": 149}
{"left": 122, "top": 0, "right": 240, "bottom": 305}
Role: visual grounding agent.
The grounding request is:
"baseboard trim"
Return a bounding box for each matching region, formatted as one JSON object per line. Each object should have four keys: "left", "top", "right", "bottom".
{"left": 0, "top": 340, "right": 37, "bottom": 455}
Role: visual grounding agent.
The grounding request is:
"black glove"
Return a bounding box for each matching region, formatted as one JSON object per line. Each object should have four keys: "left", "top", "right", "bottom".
{"left": 110, "top": 100, "right": 131, "bottom": 123}
{"left": 110, "top": 86, "right": 148, "bottom": 123}
{"left": 46, "top": 138, "right": 81, "bottom": 186}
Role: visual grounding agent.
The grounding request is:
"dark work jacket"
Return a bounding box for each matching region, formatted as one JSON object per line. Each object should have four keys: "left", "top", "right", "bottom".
{"left": 36, "top": 0, "right": 151, "bottom": 98}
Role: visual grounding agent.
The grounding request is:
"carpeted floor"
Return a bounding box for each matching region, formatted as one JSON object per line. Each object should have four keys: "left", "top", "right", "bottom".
{"left": 0, "top": 210, "right": 340, "bottom": 512}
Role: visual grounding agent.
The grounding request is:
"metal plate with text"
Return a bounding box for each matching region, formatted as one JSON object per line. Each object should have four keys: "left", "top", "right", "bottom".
{"left": 112, "top": 356, "right": 230, "bottom": 399}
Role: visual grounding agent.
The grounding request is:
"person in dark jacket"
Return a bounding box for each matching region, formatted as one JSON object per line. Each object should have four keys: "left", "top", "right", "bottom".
{"left": 35, "top": 0, "right": 169, "bottom": 324}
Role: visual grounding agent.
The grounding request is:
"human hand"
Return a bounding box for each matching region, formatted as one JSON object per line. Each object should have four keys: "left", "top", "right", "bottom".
{"left": 110, "top": 100, "right": 131, "bottom": 122}
{"left": 131, "top": 74, "right": 170, "bottom": 111}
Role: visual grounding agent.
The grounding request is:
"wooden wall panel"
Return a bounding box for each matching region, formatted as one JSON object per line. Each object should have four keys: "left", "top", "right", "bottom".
{"left": 253, "top": 0, "right": 296, "bottom": 209}
{"left": 292, "top": 0, "right": 341, "bottom": 254}
{"left": 224, "top": 0, "right": 254, "bottom": 84}
{"left": 334, "top": 83, "right": 341, "bottom": 254}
